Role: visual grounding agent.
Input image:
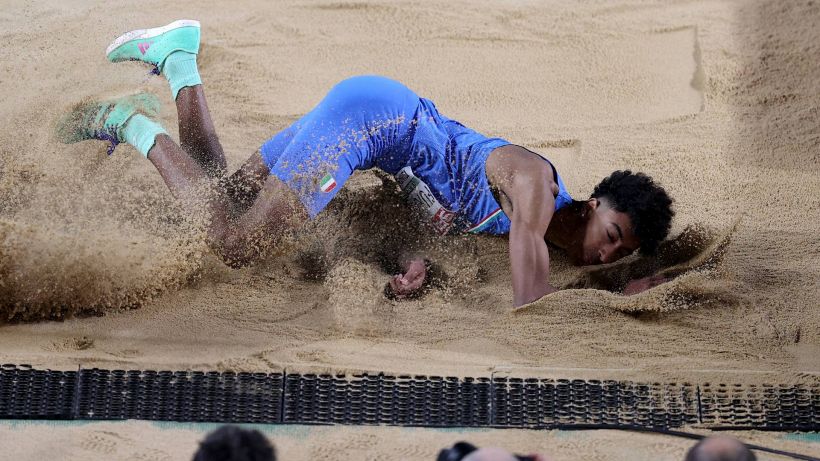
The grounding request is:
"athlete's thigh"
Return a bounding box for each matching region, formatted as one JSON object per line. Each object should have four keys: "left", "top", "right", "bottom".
{"left": 262, "top": 99, "right": 369, "bottom": 219}
{"left": 234, "top": 150, "right": 271, "bottom": 187}
{"left": 256, "top": 76, "right": 419, "bottom": 218}
{"left": 236, "top": 172, "right": 309, "bottom": 241}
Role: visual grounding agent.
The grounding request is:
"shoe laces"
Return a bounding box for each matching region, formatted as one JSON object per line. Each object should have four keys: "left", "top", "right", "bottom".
{"left": 94, "top": 125, "right": 120, "bottom": 156}
{"left": 85, "top": 104, "right": 120, "bottom": 156}
{"left": 127, "top": 57, "right": 161, "bottom": 76}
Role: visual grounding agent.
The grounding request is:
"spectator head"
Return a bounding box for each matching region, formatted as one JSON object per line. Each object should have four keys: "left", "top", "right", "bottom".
{"left": 192, "top": 425, "right": 276, "bottom": 461}
{"left": 463, "top": 447, "right": 527, "bottom": 461}
{"left": 685, "top": 436, "right": 756, "bottom": 461}
{"left": 437, "top": 441, "right": 549, "bottom": 461}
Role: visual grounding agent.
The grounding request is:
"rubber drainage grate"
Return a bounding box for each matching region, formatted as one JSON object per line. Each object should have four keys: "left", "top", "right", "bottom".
{"left": 1, "top": 364, "right": 817, "bottom": 430}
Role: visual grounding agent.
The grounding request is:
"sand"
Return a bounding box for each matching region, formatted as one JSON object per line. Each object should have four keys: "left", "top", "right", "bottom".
{"left": 0, "top": 0, "right": 819, "bottom": 458}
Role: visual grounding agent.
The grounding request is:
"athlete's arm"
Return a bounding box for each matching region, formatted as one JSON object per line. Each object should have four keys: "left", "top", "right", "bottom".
{"left": 486, "top": 146, "right": 558, "bottom": 307}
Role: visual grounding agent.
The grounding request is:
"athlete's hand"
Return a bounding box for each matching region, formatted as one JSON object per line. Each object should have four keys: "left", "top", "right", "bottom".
{"left": 623, "top": 275, "right": 668, "bottom": 295}
{"left": 385, "top": 257, "right": 427, "bottom": 300}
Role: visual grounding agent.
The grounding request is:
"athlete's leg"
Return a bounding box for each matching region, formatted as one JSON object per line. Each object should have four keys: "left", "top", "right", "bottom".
{"left": 168, "top": 72, "right": 271, "bottom": 213}
{"left": 59, "top": 72, "right": 417, "bottom": 266}
{"left": 58, "top": 93, "right": 304, "bottom": 267}
{"left": 147, "top": 135, "right": 307, "bottom": 266}
{"left": 221, "top": 150, "right": 270, "bottom": 215}
{"left": 175, "top": 85, "right": 227, "bottom": 176}
{"left": 107, "top": 20, "right": 228, "bottom": 176}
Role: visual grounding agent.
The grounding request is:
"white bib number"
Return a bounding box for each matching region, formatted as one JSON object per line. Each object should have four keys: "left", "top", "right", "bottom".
{"left": 396, "top": 166, "right": 457, "bottom": 235}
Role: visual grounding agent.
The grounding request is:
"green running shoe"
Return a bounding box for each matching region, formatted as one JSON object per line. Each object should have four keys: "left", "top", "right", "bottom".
{"left": 106, "top": 19, "right": 200, "bottom": 73}
{"left": 57, "top": 93, "right": 161, "bottom": 155}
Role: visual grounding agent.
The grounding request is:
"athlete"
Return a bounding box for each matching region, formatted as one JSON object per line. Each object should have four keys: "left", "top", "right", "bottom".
{"left": 59, "top": 20, "right": 674, "bottom": 307}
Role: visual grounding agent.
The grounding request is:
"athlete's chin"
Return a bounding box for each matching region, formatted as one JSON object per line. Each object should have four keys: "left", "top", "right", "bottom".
{"left": 576, "top": 252, "right": 599, "bottom": 266}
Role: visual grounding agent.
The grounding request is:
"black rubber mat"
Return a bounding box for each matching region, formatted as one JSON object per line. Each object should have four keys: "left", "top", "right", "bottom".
{"left": 1, "top": 364, "right": 817, "bottom": 430}
{"left": 77, "top": 368, "right": 283, "bottom": 423}
{"left": 0, "top": 364, "right": 76, "bottom": 419}
{"left": 491, "top": 378, "right": 700, "bottom": 428}
{"left": 282, "top": 373, "right": 492, "bottom": 426}
{"left": 699, "top": 382, "right": 819, "bottom": 430}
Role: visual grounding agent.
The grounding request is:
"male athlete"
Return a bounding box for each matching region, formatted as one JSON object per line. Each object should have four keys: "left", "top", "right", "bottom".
{"left": 59, "top": 20, "right": 674, "bottom": 307}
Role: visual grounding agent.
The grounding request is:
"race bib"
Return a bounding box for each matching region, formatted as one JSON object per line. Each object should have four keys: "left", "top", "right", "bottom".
{"left": 395, "top": 166, "right": 457, "bottom": 235}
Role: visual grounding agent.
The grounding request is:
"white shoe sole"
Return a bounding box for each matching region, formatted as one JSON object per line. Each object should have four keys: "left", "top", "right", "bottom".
{"left": 105, "top": 19, "right": 200, "bottom": 57}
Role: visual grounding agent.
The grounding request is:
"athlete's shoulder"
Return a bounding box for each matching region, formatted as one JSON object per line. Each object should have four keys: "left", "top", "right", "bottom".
{"left": 485, "top": 145, "right": 556, "bottom": 190}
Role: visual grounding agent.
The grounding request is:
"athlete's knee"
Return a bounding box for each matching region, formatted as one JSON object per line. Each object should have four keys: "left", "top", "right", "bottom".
{"left": 213, "top": 230, "right": 257, "bottom": 269}
{"left": 216, "top": 179, "right": 308, "bottom": 269}
{"left": 208, "top": 220, "right": 267, "bottom": 269}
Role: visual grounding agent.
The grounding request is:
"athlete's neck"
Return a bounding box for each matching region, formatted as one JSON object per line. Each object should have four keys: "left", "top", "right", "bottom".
{"left": 546, "top": 202, "right": 587, "bottom": 251}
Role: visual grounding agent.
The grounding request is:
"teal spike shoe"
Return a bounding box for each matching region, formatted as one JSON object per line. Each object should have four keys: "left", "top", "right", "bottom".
{"left": 106, "top": 19, "right": 200, "bottom": 73}
{"left": 57, "top": 93, "right": 161, "bottom": 155}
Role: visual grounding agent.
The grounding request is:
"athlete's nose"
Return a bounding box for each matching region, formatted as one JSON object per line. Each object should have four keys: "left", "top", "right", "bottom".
{"left": 599, "top": 244, "right": 618, "bottom": 264}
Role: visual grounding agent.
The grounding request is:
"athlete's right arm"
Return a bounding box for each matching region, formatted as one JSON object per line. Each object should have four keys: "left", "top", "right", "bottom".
{"left": 486, "top": 146, "right": 559, "bottom": 307}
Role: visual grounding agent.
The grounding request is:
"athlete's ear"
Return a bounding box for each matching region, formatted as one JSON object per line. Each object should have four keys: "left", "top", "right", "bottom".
{"left": 580, "top": 198, "right": 596, "bottom": 219}
{"left": 587, "top": 198, "right": 600, "bottom": 212}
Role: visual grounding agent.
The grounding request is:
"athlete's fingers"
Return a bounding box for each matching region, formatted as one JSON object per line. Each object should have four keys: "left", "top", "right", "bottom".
{"left": 394, "top": 273, "right": 425, "bottom": 296}
{"left": 390, "top": 275, "right": 404, "bottom": 291}
{"left": 396, "top": 274, "right": 419, "bottom": 290}
{"left": 386, "top": 266, "right": 427, "bottom": 300}
{"left": 403, "top": 262, "right": 427, "bottom": 285}
{"left": 403, "top": 274, "right": 424, "bottom": 291}
{"left": 391, "top": 275, "right": 413, "bottom": 297}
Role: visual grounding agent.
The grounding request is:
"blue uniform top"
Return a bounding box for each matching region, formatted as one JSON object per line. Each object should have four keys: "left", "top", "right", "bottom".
{"left": 260, "top": 76, "right": 573, "bottom": 235}
{"left": 399, "top": 97, "right": 574, "bottom": 235}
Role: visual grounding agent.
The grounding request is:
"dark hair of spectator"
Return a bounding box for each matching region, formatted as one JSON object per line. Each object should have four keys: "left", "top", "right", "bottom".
{"left": 192, "top": 425, "right": 276, "bottom": 461}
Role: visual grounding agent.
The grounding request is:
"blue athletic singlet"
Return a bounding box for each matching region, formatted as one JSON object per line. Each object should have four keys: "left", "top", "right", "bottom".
{"left": 259, "top": 75, "right": 573, "bottom": 235}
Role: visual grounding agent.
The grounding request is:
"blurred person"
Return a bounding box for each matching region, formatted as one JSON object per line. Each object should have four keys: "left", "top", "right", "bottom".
{"left": 685, "top": 436, "right": 757, "bottom": 461}
{"left": 437, "top": 441, "right": 550, "bottom": 461}
{"left": 192, "top": 425, "right": 276, "bottom": 461}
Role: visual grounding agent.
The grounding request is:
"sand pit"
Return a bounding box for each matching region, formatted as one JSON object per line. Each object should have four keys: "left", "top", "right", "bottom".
{"left": 1, "top": 0, "right": 819, "bottom": 458}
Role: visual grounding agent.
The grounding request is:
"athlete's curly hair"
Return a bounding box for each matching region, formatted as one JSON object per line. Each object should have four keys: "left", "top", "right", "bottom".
{"left": 591, "top": 170, "right": 674, "bottom": 255}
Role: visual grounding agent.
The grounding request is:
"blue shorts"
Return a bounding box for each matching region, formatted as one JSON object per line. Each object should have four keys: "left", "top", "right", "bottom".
{"left": 259, "top": 75, "right": 571, "bottom": 233}
{"left": 260, "top": 75, "right": 421, "bottom": 218}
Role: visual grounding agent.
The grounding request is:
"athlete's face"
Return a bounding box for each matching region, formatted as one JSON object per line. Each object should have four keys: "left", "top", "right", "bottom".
{"left": 575, "top": 198, "right": 640, "bottom": 265}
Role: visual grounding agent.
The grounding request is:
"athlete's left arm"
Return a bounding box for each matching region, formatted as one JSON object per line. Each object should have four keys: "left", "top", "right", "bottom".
{"left": 486, "top": 147, "right": 558, "bottom": 307}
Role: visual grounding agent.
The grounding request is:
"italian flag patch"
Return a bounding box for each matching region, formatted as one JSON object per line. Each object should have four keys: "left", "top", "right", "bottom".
{"left": 319, "top": 173, "right": 337, "bottom": 193}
